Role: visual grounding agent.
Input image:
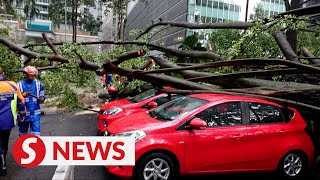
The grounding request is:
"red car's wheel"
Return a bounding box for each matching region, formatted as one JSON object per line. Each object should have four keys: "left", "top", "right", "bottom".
{"left": 134, "top": 153, "right": 178, "bottom": 180}
{"left": 278, "top": 151, "right": 309, "bottom": 179}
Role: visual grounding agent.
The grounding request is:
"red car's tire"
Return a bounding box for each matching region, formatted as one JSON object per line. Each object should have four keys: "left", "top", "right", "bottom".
{"left": 277, "top": 151, "right": 310, "bottom": 180}
{"left": 133, "top": 152, "right": 178, "bottom": 180}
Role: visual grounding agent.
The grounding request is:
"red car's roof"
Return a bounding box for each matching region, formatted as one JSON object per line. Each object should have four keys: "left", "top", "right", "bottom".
{"left": 188, "top": 93, "right": 283, "bottom": 107}
{"left": 163, "top": 86, "right": 176, "bottom": 90}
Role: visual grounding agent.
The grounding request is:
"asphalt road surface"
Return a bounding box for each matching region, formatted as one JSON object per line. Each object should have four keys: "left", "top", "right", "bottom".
{"left": 1, "top": 108, "right": 319, "bottom": 180}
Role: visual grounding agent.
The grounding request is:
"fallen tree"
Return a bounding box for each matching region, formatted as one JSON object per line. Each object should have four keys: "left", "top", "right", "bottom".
{"left": 0, "top": 0, "right": 320, "bottom": 113}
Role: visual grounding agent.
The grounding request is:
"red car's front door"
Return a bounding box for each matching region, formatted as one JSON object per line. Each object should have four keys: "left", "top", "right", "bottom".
{"left": 184, "top": 102, "right": 247, "bottom": 173}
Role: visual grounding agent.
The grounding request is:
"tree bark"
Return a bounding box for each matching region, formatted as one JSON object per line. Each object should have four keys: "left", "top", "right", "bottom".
{"left": 151, "top": 56, "right": 320, "bottom": 90}
{"left": 301, "top": 47, "right": 320, "bottom": 65}
{"left": 273, "top": 31, "right": 299, "bottom": 62}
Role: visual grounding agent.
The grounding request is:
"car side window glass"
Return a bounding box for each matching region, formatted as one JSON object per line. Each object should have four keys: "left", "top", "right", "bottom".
{"left": 144, "top": 94, "right": 184, "bottom": 108}
{"left": 249, "top": 102, "right": 284, "bottom": 124}
{"left": 153, "top": 95, "right": 169, "bottom": 106}
{"left": 196, "top": 102, "right": 242, "bottom": 127}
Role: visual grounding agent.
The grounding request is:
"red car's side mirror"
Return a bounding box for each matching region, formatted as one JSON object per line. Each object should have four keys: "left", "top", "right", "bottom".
{"left": 148, "top": 101, "right": 158, "bottom": 108}
{"left": 189, "top": 118, "right": 207, "bottom": 129}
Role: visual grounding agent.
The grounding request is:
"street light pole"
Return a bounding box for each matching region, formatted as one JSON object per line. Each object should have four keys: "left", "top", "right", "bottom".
{"left": 65, "top": 0, "right": 67, "bottom": 42}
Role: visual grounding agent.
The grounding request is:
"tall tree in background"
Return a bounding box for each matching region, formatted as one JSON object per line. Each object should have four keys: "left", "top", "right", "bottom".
{"left": 209, "top": 2, "right": 282, "bottom": 59}
{"left": 48, "top": 0, "right": 96, "bottom": 42}
{"left": 23, "top": 0, "right": 39, "bottom": 21}
{"left": 103, "top": 0, "right": 126, "bottom": 40}
{"left": 48, "top": 1, "right": 65, "bottom": 28}
{"left": 102, "top": 0, "right": 147, "bottom": 40}
{"left": 79, "top": 11, "right": 101, "bottom": 36}
{"left": 70, "top": 0, "right": 95, "bottom": 42}
{"left": 0, "top": 0, "right": 15, "bottom": 14}
{"left": 249, "top": 3, "right": 266, "bottom": 21}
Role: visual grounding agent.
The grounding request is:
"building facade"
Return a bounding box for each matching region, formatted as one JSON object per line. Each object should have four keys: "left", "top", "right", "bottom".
{"left": 124, "top": 0, "right": 241, "bottom": 48}
{"left": 241, "top": 0, "right": 285, "bottom": 21}
{"left": 100, "top": 6, "right": 119, "bottom": 51}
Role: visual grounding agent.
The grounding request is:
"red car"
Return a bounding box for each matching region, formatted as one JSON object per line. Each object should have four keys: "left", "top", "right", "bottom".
{"left": 97, "top": 88, "right": 182, "bottom": 135}
{"left": 106, "top": 93, "right": 315, "bottom": 180}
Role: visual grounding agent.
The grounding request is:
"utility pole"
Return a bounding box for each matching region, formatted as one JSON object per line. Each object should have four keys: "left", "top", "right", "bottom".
{"left": 65, "top": 0, "right": 67, "bottom": 42}
{"left": 245, "top": 0, "right": 249, "bottom": 22}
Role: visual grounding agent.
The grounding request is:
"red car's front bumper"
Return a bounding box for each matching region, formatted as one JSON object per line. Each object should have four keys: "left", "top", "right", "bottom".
{"left": 97, "top": 114, "right": 123, "bottom": 134}
{"left": 106, "top": 165, "right": 134, "bottom": 179}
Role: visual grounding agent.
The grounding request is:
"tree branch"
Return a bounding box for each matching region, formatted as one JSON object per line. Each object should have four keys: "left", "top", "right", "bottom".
{"left": 279, "top": 4, "right": 320, "bottom": 16}
{"left": 135, "top": 21, "right": 254, "bottom": 39}
{"left": 23, "top": 40, "right": 223, "bottom": 61}
{"left": 150, "top": 56, "right": 320, "bottom": 90}
{"left": 42, "top": 33, "right": 59, "bottom": 55}
{"left": 273, "top": 31, "right": 299, "bottom": 62}
{"left": 160, "top": 89, "right": 320, "bottom": 112}
{"left": 301, "top": 47, "right": 320, "bottom": 65}
{"left": 73, "top": 50, "right": 100, "bottom": 71}
{"left": 138, "top": 58, "right": 320, "bottom": 74}
{"left": 0, "top": 37, "right": 69, "bottom": 65}
{"left": 186, "top": 68, "right": 308, "bottom": 83}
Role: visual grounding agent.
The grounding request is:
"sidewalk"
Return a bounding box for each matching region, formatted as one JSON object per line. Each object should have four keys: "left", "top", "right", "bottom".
{"left": 0, "top": 108, "right": 104, "bottom": 180}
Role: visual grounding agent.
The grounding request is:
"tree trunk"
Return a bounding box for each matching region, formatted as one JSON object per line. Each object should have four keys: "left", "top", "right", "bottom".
{"left": 71, "top": 0, "right": 76, "bottom": 43}
{"left": 74, "top": 3, "right": 78, "bottom": 42}
{"left": 151, "top": 56, "right": 320, "bottom": 90}
{"left": 286, "top": 0, "right": 300, "bottom": 53}
{"left": 116, "top": 0, "right": 122, "bottom": 40}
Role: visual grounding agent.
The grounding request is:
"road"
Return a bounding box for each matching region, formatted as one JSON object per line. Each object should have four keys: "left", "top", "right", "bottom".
{"left": 1, "top": 108, "right": 319, "bottom": 180}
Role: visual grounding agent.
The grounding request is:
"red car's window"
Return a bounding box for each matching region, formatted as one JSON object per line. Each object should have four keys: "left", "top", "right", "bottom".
{"left": 249, "top": 102, "right": 285, "bottom": 124}
{"left": 127, "top": 89, "right": 158, "bottom": 103}
{"left": 148, "top": 97, "right": 208, "bottom": 121}
{"left": 196, "top": 102, "right": 242, "bottom": 127}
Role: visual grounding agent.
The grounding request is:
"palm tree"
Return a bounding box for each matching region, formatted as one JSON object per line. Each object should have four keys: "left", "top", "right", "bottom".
{"left": 23, "top": 0, "right": 39, "bottom": 21}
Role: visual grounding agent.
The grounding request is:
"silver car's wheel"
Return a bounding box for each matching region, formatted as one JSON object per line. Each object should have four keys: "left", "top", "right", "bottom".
{"left": 283, "top": 153, "right": 302, "bottom": 177}
{"left": 143, "top": 158, "right": 170, "bottom": 180}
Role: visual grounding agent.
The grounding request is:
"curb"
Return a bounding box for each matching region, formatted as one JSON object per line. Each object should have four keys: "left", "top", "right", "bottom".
{"left": 52, "top": 165, "right": 75, "bottom": 180}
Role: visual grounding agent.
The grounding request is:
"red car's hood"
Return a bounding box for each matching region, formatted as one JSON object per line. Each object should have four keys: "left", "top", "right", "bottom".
{"left": 107, "top": 111, "right": 164, "bottom": 134}
{"left": 100, "top": 98, "right": 132, "bottom": 110}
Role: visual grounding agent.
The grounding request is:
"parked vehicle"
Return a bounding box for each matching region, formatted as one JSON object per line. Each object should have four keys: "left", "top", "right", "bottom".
{"left": 97, "top": 87, "right": 182, "bottom": 135}
{"left": 106, "top": 93, "right": 315, "bottom": 180}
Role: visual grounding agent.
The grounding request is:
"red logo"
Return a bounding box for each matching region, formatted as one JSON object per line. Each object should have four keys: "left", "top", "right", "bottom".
{"left": 12, "top": 134, "right": 46, "bottom": 168}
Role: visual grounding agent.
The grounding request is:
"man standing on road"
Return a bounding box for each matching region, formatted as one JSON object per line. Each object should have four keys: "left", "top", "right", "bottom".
{"left": 17, "top": 66, "right": 45, "bottom": 136}
{"left": 0, "top": 67, "right": 26, "bottom": 176}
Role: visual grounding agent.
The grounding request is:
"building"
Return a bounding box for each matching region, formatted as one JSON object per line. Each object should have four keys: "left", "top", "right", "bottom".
{"left": 119, "top": 0, "right": 291, "bottom": 50}
{"left": 240, "top": 0, "right": 285, "bottom": 21}
{"left": 9, "top": 0, "right": 102, "bottom": 46}
{"left": 14, "top": 0, "right": 50, "bottom": 20}
{"left": 187, "top": 0, "right": 241, "bottom": 45}
{"left": 100, "top": 6, "right": 119, "bottom": 51}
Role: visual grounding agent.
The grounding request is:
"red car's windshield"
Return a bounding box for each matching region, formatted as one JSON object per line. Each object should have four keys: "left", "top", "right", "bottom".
{"left": 127, "top": 89, "right": 158, "bottom": 103}
{"left": 148, "top": 97, "right": 208, "bottom": 121}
